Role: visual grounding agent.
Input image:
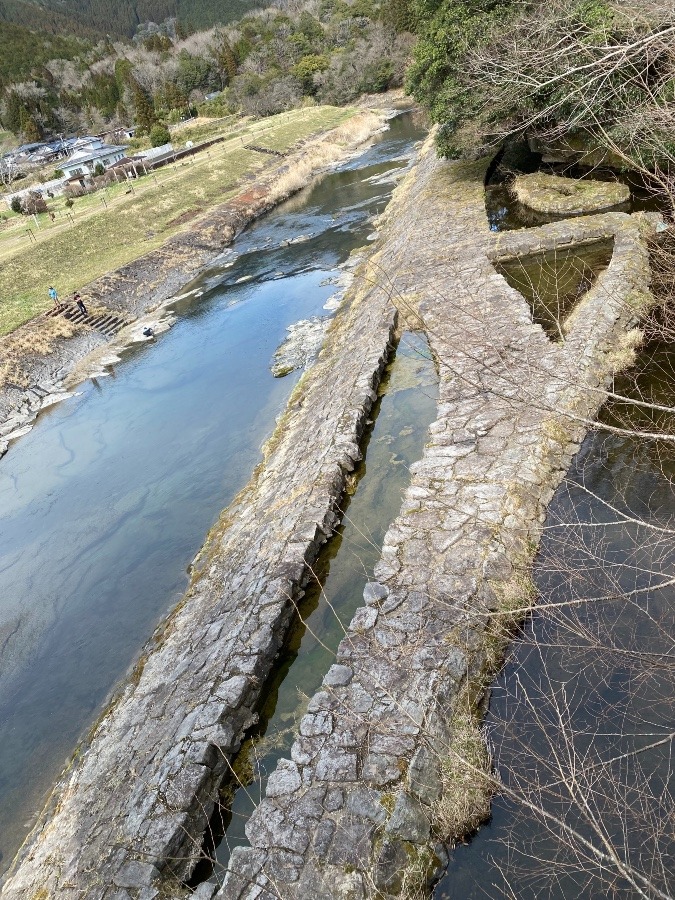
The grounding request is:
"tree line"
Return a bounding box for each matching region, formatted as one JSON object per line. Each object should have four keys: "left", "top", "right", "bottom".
{"left": 0, "top": 0, "right": 414, "bottom": 142}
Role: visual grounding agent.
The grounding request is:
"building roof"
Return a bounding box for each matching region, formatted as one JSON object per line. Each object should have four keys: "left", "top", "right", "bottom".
{"left": 16, "top": 141, "right": 48, "bottom": 153}
{"left": 63, "top": 144, "right": 128, "bottom": 167}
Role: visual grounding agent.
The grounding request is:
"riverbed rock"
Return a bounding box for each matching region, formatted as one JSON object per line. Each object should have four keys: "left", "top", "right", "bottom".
{"left": 270, "top": 316, "right": 331, "bottom": 377}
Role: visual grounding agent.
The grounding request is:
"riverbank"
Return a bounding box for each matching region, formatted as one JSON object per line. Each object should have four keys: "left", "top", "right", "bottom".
{"left": 0, "top": 100, "right": 401, "bottom": 455}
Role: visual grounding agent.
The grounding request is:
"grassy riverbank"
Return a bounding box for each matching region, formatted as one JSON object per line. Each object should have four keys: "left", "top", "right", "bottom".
{"left": 0, "top": 105, "right": 354, "bottom": 335}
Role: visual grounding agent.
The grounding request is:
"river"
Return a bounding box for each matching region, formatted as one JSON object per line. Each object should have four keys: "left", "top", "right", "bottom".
{"left": 0, "top": 110, "right": 427, "bottom": 874}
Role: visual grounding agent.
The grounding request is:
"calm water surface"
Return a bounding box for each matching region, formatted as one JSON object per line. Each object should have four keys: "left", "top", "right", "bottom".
{"left": 0, "top": 111, "right": 427, "bottom": 872}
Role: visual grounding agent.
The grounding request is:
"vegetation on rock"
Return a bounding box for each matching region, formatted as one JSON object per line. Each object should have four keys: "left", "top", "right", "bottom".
{"left": 407, "top": 0, "right": 675, "bottom": 174}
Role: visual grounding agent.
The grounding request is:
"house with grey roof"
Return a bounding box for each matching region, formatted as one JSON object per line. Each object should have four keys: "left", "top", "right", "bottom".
{"left": 60, "top": 138, "right": 128, "bottom": 178}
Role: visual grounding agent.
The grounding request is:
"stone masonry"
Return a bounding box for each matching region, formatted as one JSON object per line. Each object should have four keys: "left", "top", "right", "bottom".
{"left": 216, "top": 135, "right": 656, "bottom": 898}
{"left": 1, "top": 133, "right": 657, "bottom": 900}
{"left": 0, "top": 242, "right": 400, "bottom": 898}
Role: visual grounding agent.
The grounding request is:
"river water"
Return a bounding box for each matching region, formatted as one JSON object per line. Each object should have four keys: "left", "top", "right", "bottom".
{"left": 0, "top": 110, "right": 427, "bottom": 874}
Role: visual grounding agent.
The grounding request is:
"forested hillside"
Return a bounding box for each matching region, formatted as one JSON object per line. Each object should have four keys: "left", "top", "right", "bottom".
{"left": 0, "top": 0, "right": 271, "bottom": 39}
{"left": 0, "top": 21, "right": 88, "bottom": 85}
{"left": 0, "top": 0, "right": 411, "bottom": 142}
{"left": 3, "top": 0, "right": 670, "bottom": 179}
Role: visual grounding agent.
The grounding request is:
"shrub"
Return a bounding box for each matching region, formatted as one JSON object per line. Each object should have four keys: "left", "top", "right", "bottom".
{"left": 65, "top": 197, "right": 74, "bottom": 208}
{"left": 198, "top": 92, "right": 234, "bottom": 117}
{"left": 53, "top": 169, "right": 65, "bottom": 179}
{"left": 10, "top": 196, "right": 22, "bottom": 214}
{"left": 291, "top": 54, "right": 329, "bottom": 93}
{"left": 23, "top": 192, "right": 47, "bottom": 214}
{"left": 150, "top": 122, "right": 171, "bottom": 147}
{"left": 358, "top": 59, "right": 394, "bottom": 94}
{"left": 93, "top": 162, "right": 105, "bottom": 176}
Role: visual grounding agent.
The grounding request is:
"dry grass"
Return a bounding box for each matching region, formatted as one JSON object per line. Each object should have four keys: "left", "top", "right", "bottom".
{"left": 0, "top": 106, "right": 357, "bottom": 336}
{"left": 0, "top": 317, "right": 80, "bottom": 388}
{"left": 267, "top": 111, "right": 385, "bottom": 202}
{"left": 434, "top": 708, "right": 493, "bottom": 844}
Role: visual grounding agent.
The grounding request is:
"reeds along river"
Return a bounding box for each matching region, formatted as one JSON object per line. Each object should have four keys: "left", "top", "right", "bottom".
{"left": 0, "top": 110, "right": 428, "bottom": 875}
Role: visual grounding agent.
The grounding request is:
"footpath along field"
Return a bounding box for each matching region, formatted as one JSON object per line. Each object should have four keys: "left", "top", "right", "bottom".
{"left": 0, "top": 105, "right": 354, "bottom": 335}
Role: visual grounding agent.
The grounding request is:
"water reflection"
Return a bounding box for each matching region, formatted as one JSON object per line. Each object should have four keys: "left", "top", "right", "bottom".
{"left": 495, "top": 240, "right": 613, "bottom": 340}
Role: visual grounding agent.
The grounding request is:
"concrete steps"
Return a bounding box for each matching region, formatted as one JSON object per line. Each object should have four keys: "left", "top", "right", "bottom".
{"left": 45, "top": 304, "right": 131, "bottom": 337}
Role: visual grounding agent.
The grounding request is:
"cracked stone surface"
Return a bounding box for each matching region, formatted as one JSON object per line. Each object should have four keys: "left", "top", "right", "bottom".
{"left": 215, "top": 134, "right": 656, "bottom": 899}
{"left": 0, "top": 242, "right": 398, "bottom": 900}
{"left": 2, "top": 131, "right": 657, "bottom": 900}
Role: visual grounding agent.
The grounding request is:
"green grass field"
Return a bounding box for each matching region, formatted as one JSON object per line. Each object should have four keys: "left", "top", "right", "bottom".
{"left": 0, "top": 105, "right": 354, "bottom": 335}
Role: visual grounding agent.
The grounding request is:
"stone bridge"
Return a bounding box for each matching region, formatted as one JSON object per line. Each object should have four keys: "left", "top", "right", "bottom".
{"left": 1, "top": 134, "right": 656, "bottom": 900}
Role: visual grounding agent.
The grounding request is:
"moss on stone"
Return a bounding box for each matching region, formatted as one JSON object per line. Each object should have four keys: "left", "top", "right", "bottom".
{"left": 380, "top": 792, "right": 396, "bottom": 814}
{"left": 514, "top": 172, "right": 629, "bottom": 216}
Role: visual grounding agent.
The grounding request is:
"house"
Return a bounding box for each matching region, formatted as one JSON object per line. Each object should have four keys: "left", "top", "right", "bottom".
{"left": 60, "top": 139, "right": 128, "bottom": 178}
{"left": 98, "top": 126, "right": 136, "bottom": 144}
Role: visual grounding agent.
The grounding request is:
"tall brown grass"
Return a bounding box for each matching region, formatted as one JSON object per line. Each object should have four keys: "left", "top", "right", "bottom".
{"left": 267, "top": 111, "right": 386, "bottom": 202}
{"left": 0, "top": 316, "right": 80, "bottom": 388}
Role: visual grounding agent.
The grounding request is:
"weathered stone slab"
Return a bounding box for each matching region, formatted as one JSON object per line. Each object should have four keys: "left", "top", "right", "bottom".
{"left": 218, "top": 133, "right": 655, "bottom": 898}
{"left": 0, "top": 239, "right": 399, "bottom": 899}
{"left": 513, "top": 172, "right": 630, "bottom": 216}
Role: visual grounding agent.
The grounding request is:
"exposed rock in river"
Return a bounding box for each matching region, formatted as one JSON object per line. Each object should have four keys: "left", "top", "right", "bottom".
{"left": 270, "top": 316, "right": 332, "bottom": 377}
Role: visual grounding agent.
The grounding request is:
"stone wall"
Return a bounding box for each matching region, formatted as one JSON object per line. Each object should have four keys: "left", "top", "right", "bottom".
{"left": 0, "top": 246, "right": 401, "bottom": 899}
{"left": 215, "top": 136, "right": 656, "bottom": 899}
{"left": 1, "top": 133, "right": 657, "bottom": 900}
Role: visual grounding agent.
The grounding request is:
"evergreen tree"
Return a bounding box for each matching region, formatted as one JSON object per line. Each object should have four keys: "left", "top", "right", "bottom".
{"left": 114, "top": 58, "right": 134, "bottom": 92}
{"left": 214, "top": 34, "right": 238, "bottom": 84}
{"left": 2, "top": 90, "right": 24, "bottom": 133}
{"left": 149, "top": 122, "right": 171, "bottom": 146}
{"left": 383, "top": 0, "right": 415, "bottom": 33}
{"left": 23, "top": 115, "right": 42, "bottom": 142}
{"left": 130, "top": 79, "right": 157, "bottom": 131}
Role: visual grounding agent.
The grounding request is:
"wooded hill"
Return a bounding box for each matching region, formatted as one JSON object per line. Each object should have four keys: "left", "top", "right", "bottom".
{"left": 0, "top": 0, "right": 412, "bottom": 144}
{"left": 0, "top": 0, "right": 268, "bottom": 40}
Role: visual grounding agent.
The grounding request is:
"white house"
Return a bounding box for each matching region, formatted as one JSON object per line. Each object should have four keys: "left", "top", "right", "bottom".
{"left": 60, "top": 139, "right": 128, "bottom": 178}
